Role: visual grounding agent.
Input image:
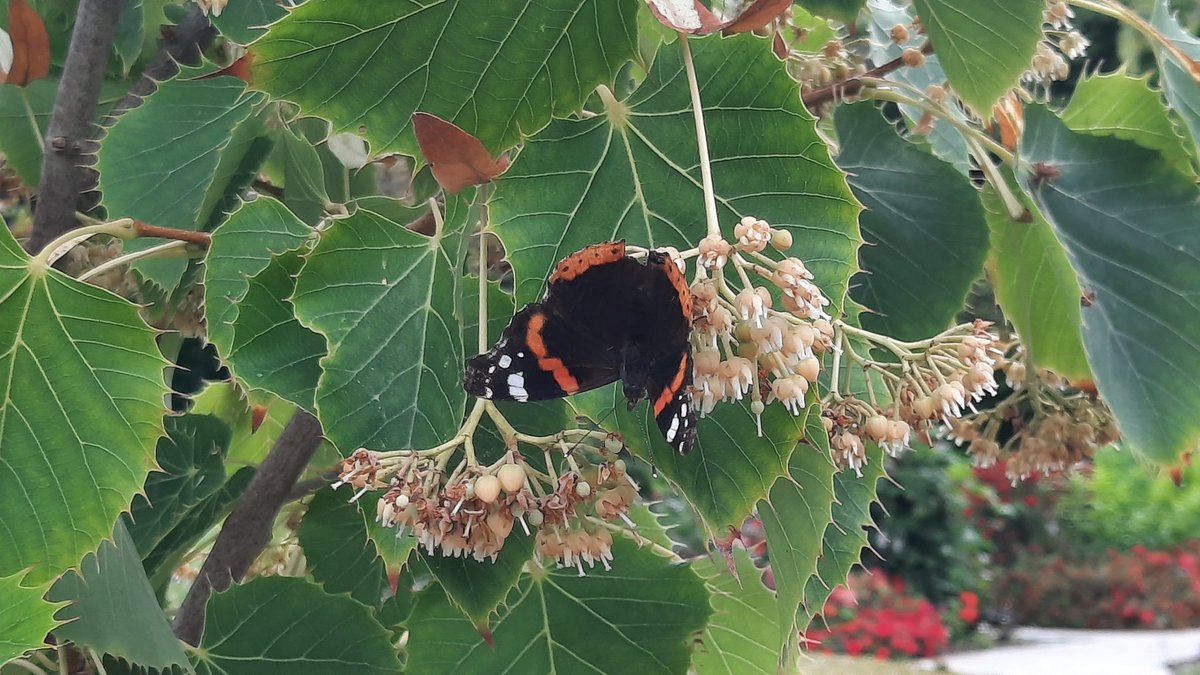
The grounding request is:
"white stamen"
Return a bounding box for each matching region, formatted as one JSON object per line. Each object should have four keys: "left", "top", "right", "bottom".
{"left": 350, "top": 485, "right": 370, "bottom": 503}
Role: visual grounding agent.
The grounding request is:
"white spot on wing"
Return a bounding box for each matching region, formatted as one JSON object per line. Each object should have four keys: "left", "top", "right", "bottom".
{"left": 667, "top": 415, "right": 680, "bottom": 442}
{"left": 499, "top": 355, "right": 512, "bottom": 368}
{"left": 507, "top": 372, "right": 528, "bottom": 401}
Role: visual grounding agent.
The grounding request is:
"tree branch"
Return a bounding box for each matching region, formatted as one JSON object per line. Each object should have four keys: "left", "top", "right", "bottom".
{"left": 27, "top": 0, "right": 126, "bottom": 253}
{"left": 802, "top": 41, "right": 933, "bottom": 110}
{"left": 106, "top": 6, "right": 216, "bottom": 120}
{"left": 172, "top": 410, "right": 324, "bottom": 646}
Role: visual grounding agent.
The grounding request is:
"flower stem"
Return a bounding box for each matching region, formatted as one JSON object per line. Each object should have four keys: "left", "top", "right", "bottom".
{"left": 679, "top": 34, "right": 722, "bottom": 238}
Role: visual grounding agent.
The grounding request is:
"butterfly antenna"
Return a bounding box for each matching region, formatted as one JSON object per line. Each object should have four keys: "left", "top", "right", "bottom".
{"left": 633, "top": 406, "right": 659, "bottom": 479}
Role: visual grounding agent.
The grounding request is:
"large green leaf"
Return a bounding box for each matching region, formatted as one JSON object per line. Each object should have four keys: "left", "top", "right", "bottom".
{"left": 203, "top": 196, "right": 315, "bottom": 358}
{"left": 692, "top": 548, "right": 778, "bottom": 675}
{"left": 0, "top": 78, "right": 126, "bottom": 188}
{"left": 194, "top": 576, "right": 402, "bottom": 675}
{"left": 1062, "top": 69, "right": 1196, "bottom": 175}
{"left": 837, "top": 103, "right": 988, "bottom": 340}
{"left": 49, "top": 522, "right": 188, "bottom": 669}
{"left": 0, "top": 571, "right": 60, "bottom": 666}
{"left": 96, "top": 75, "right": 257, "bottom": 292}
{"left": 297, "top": 488, "right": 388, "bottom": 607}
{"left": 405, "top": 536, "right": 710, "bottom": 674}
{"left": 757, "top": 411, "right": 836, "bottom": 659}
{"left": 292, "top": 198, "right": 471, "bottom": 453}
{"left": 0, "top": 226, "right": 166, "bottom": 585}
{"left": 1020, "top": 106, "right": 1200, "bottom": 465}
{"left": 1152, "top": 0, "right": 1200, "bottom": 161}
{"left": 211, "top": 0, "right": 287, "bottom": 44}
{"left": 982, "top": 183, "right": 1090, "bottom": 381}
{"left": 866, "top": 0, "right": 971, "bottom": 173}
{"left": 910, "top": 0, "right": 1044, "bottom": 114}
{"left": 249, "top": 0, "right": 639, "bottom": 157}
{"left": 97, "top": 75, "right": 254, "bottom": 230}
{"left": 574, "top": 384, "right": 805, "bottom": 535}
{"left": 124, "top": 414, "right": 232, "bottom": 568}
{"left": 490, "top": 32, "right": 861, "bottom": 309}
{"left": 228, "top": 249, "right": 325, "bottom": 411}
{"left": 419, "top": 529, "right": 535, "bottom": 629}
{"left": 802, "top": 444, "right": 885, "bottom": 626}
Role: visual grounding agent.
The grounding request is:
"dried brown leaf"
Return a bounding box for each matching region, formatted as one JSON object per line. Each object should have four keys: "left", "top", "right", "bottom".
{"left": 411, "top": 112, "right": 508, "bottom": 194}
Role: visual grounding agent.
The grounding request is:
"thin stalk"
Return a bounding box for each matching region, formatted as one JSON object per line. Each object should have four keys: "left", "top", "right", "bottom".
{"left": 679, "top": 34, "right": 722, "bottom": 237}
{"left": 77, "top": 239, "right": 188, "bottom": 282}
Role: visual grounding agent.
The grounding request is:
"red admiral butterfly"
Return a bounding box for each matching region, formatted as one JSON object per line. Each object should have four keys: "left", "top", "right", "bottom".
{"left": 464, "top": 241, "right": 696, "bottom": 454}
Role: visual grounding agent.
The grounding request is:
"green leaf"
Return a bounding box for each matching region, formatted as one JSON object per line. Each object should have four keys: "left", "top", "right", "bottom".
{"left": 0, "top": 226, "right": 166, "bottom": 585}
{"left": 836, "top": 103, "right": 988, "bottom": 340}
{"left": 49, "top": 521, "right": 188, "bottom": 669}
{"left": 795, "top": 0, "right": 866, "bottom": 22}
{"left": 910, "top": 0, "right": 1044, "bottom": 114}
{"left": 866, "top": 0, "right": 972, "bottom": 173}
{"left": 228, "top": 249, "right": 325, "bottom": 410}
{"left": 282, "top": 125, "right": 331, "bottom": 226}
{"left": 0, "top": 571, "right": 59, "bottom": 666}
{"left": 419, "top": 529, "right": 536, "bottom": 629}
{"left": 194, "top": 576, "right": 402, "bottom": 675}
{"left": 113, "top": 0, "right": 143, "bottom": 74}
{"left": 757, "top": 410, "right": 836, "bottom": 660}
{"left": 574, "top": 383, "right": 805, "bottom": 535}
{"left": 203, "top": 196, "right": 315, "bottom": 358}
{"left": 124, "top": 414, "right": 232, "bottom": 569}
{"left": 250, "top": 0, "right": 639, "bottom": 156}
{"left": 1020, "top": 106, "right": 1200, "bottom": 465}
{"left": 366, "top": 514, "right": 416, "bottom": 574}
{"left": 197, "top": 104, "right": 277, "bottom": 232}
{"left": 96, "top": 75, "right": 257, "bottom": 292}
{"left": 1152, "top": 0, "right": 1200, "bottom": 162}
{"left": 492, "top": 33, "right": 859, "bottom": 310}
{"left": 292, "top": 197, "right": 471, "bottom": 452}
{"left": 405, "top": 536, "right": 710, "bottom": 674}
{"left": 0, "top": 78, "right": 126, "bottom": 188}
{"left": 982, "top": 182, "right": 1090, "bottom": 381}
{"left": 298, "top": 488, "right": 388, "bottom": 607}
{"left": 1062, "top": 69, "right": 1196, "bottom": 175}
{"left": 801, "top": 443, "right": 885, "bottom": 627}
{"left": 692, "top": 548, "right": 778, "bottom": 675}
{"left": 211, "top": 0, "right": 287, "bottom": 44}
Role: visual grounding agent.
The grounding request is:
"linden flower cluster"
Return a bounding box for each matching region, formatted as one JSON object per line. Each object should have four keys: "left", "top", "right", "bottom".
{"left": 689, "top": 216, "right": 834, "bottom": 429}
{"left": 688, "top": 216, "right": 1032, "bottom": 478}
{"left": 948, "top": 349, "right": 1120, "bottom": 483}
{"left": 1023, "top": 1, "right": 1090, "bottom": 84}
{"left": 332, "top": 437, "right": 640, "bottom": 574}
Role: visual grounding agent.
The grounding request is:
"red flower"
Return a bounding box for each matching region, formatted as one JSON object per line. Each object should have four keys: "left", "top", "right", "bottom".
{"left": 875, "top": 647, "right": 891, "bottom": 661}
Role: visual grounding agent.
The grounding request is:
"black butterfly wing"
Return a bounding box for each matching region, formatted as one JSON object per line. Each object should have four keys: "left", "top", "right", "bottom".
{"left": 464, "top": 243, "right": 637, "bottom": 402}
{"left": 640, "top": 251, "right": 696, "bottom": 454}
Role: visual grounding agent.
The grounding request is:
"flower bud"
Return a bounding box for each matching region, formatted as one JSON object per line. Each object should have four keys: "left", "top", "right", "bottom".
{"left": 474, "top": 474, "right": 502, "bottom": 503}
{"left": 498, "top": 464, "right": 527, "bottom": 493}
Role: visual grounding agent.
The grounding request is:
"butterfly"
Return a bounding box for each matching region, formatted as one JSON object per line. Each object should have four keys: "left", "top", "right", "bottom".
{"left": 464, "top": 241, "right": 696, "bottom": 454}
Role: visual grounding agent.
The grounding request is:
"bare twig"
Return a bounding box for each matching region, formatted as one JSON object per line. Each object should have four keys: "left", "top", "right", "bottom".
{"left": 802, "top": 40, "right": 933, "bottom": 109}
{"left": 172, "top": 410, "right": 324, "bottom": 646}
{"left": 27, "top": 0, "right": 127, "bottom": 253}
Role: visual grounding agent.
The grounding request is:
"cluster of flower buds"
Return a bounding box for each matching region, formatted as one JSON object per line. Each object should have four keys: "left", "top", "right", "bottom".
{"left": 1022, "top": 1, "right": 1089, "bottom": 84}
{"left": 946, "top": 352, "right": 1119, "bottom": 483}
{"left": 333, "top": 444, "right": 641, "bottom": 573}
{"left": 687, "top": 217, "right": 836, "bottom": 429}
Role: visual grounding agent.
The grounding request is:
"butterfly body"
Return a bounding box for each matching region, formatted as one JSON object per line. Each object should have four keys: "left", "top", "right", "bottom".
{"left": 464, "top": 241, "right": 696, "bottom": 454}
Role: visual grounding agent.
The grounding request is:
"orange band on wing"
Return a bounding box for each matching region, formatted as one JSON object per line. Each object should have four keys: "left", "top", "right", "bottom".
{"left": 550, "top": 241, "right": 626, "bottom": 283}
{"left": 526, "top": 312, "right": 580, "bottom": 393}
{"left": 653, "top": 353, "right": 689, "bottom": 415}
